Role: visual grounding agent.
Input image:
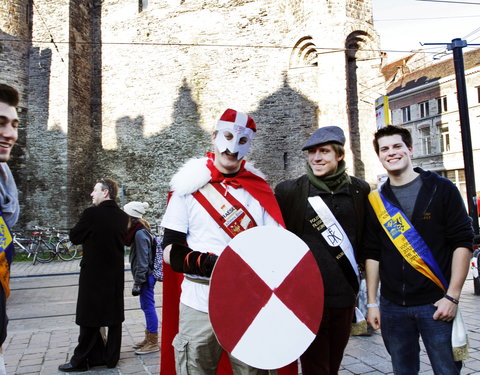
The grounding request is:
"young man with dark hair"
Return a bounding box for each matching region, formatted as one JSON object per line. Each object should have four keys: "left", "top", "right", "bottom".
{"left": 59, "top": 178, "right": 129, "bottom": 372}
{"left": 372, "top": 124, "right": 412, "bottom": 155}
{"left": 365, "top": 125, "right": 474, "bottom": 375}
{"left": 0, "top": 83, "right": 20, "bottom": 374}
{"left": 275, "top": 126, "right": 370, "bottom": 375}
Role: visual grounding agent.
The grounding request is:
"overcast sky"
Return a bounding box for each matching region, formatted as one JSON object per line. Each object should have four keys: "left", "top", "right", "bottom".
{"left": 372, "top": 0, "right": 480, "bottom": 61}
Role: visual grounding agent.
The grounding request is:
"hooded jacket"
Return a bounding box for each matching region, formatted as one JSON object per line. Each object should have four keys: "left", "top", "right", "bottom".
{"left": 364, "top": 168, "right": 474, "bottom": 306}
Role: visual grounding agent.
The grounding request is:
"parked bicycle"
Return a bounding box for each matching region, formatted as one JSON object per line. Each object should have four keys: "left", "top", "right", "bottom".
{"left": 12, "top": 232, "right": 36, "bottom": 260}
{"left": 15, "top": 227, "right": 79, "bottom": 265}
{"left": 56, "top": 238, "right": 83, "bottom": 260}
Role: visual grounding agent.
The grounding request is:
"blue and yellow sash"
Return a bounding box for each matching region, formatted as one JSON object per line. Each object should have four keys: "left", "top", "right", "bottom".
{"left": 0, "top": 212, "right": 13, "bottom": 298}
{"left": 368, "top": 190, "right": 448, "bottom": 292}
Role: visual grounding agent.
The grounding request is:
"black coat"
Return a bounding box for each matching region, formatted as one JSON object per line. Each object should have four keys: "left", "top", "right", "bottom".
{"left": 70, "top": 199, "right": 129, "bottom": 327}
{"left": 275, "top": 175, "right": 370, "bottom": 307}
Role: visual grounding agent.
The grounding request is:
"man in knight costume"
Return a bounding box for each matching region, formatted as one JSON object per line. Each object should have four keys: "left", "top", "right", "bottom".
{"left": 161, "top": 109, "right": 295, "bottom": 375}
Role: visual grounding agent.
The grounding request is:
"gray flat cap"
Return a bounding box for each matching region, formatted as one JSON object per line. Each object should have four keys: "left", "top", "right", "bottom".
{"left": 302, "top": 126, "right": 346, "bottom": 150}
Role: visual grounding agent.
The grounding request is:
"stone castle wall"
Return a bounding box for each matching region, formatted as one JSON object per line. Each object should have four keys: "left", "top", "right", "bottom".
{"left": 1, "top": 0, "right": 383, "bottom": 230}
{"left": 0, "top": 0, "right": 30, "bottom": 205}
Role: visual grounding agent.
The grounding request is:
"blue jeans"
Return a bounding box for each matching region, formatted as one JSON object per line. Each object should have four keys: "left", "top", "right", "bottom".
{"left": 380, "top": 296, "right": 462, "bottom": 375}
{"left": 140, "top": 274, "right": 158, "bottom": 333}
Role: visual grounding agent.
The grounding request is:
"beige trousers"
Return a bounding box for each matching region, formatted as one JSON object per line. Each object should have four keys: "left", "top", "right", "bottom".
{"left": 173, "top": 303, "right": 276, "bottom": 375}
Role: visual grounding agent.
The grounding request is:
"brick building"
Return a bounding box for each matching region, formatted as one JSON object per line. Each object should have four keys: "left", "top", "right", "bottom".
{"left": 383, "top": 49, "right": 480, "bottom": 203}
{"left": 1, "top": 0, "right": 383, "bottom": 229}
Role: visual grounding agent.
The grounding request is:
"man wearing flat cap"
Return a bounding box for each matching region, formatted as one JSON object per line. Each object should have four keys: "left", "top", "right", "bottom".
{"left": 275, "top": 126, "right": 370, "bottom": 375}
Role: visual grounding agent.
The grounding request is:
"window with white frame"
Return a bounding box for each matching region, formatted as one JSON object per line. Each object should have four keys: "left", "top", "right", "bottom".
{"left": 440, "top": 169, "right": 466, "bottom": 200}
{"left": 436, "top": 96, "right": 448, "bottom": 114}
{"left": 419, "top": 101, "right": 430, "bottom": 118}
{"left": 418, "top": 126, "right": 432, "bottom": 155}
{"left": 401, "top": 106, "right": 411, "bottom": 123}
{"left": 439, "top": 124, "right": 450, "bottom": 152}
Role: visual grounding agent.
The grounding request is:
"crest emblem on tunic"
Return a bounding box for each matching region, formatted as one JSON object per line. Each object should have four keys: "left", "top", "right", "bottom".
{"left": 384, "top": 213, "right": 411, "bottom": 239}
{"left": 0, "top": 218, "right": 12, "bottom": 252}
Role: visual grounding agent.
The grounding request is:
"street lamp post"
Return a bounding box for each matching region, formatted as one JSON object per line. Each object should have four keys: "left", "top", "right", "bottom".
{"left": 448, "top": 38, "right": 479, "bottom": 235}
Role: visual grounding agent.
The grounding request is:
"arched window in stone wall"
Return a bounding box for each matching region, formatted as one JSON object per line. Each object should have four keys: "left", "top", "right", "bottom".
{"left": 345, "top": 30, "right": 382, "bottom": 179}
{"left": 289, "top": 36, "right": 318, "bottom": 69}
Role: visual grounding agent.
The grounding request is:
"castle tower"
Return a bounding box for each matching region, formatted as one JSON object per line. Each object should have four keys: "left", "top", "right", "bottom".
{"left": 7, "top": 0, "right": 383, "bottom": 229}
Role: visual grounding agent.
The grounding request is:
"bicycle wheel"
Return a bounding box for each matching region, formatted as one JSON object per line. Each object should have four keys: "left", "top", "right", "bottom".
{"left": 34, "top": 242, "right": 55, "bottom": 264}
{"left": 56, "top": 239, "right": 77, "bottom": 261}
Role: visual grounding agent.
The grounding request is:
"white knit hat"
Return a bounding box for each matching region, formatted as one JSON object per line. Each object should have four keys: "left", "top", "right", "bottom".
{"left": 123, "top": 201, "right": 149, "bottom": 218}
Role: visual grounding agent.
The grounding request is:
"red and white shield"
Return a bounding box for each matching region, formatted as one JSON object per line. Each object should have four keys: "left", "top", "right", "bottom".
{"left": 209, "top": 226, "right": 324, "bottom": 369}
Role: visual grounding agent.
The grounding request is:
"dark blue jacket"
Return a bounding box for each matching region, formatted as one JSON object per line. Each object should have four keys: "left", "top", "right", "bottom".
{"left": 364, "top": 168, "right": 474, "bottom": 306}
{"left": 129, "top": 228, "right": 153, "bottom": 284}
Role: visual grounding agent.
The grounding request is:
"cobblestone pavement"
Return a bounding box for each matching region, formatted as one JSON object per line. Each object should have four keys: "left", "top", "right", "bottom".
{"left": 4, "top": 260, "right": 480, "bottom": 374}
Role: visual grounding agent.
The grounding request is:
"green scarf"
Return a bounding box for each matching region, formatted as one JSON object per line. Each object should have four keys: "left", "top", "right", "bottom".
{"left": 306, "top": 159, "right": 351, "bottom": 193}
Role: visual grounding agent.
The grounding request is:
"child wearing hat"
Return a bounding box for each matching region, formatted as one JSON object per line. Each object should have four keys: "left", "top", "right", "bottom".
{"left": 123, "top": 201, "right": 159, "bottom": 355}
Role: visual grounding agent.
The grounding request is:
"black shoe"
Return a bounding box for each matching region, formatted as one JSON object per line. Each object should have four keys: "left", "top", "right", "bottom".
{"left": 58, "top": 362, "right": 88, "bottom": 372}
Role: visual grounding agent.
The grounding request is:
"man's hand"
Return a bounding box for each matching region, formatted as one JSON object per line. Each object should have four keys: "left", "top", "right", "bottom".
{"left": 365, "top": 259, "right": 381, "bottom": 330}
{"left": 367, "top": 306, "right": 381, "bottom": 330}
{"left": 132, "top": 283, "right": 142, "bottom": 296}
{"left": 433, "top": 297, "right": 458, "bottom": 321}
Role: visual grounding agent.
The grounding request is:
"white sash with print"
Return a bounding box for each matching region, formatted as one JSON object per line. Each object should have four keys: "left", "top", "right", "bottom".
{"left": 307, "top": 196, "right": 359, "bottom": 281}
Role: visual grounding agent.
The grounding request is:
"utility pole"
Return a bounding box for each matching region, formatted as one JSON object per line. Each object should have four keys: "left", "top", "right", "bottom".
{"left": 424, "top": 38, "right": 479, "bottom": 235}
{"left": 424, "top": 38, "right": 480, "bottom": 294}
{"left": 449, "top": 38, "right": 479, "bottom": 235}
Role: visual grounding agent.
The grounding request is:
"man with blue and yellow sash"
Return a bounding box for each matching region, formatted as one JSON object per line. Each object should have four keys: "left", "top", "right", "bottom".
{"left": 0, "top": 84, "right": 21, "bottom": 374}
{"left": 364, "top": 125, "right": 474, "bottom": 375}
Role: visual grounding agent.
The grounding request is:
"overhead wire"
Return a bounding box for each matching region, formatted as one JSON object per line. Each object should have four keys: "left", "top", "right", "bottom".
{"left": 31, "top": 0, "right": 67, "bottom": 64}
{"left": 416, "top": 0, "right": 480, "bottom": 5}
{"left": 463, "top": 25, "right": 480, "bottom": 39}
{"left": 468, "top": 34, "right": 480, "bottom": 42}
{"left": 8, "top": 0, "right": 478, "bottom": 98}
{"left": 0, "top": 37, "right": 447, "bottom": 58}
{"left": 29, "top": 0, "right": 70, "bottom": 119}
{"left": 374, "top": 14, "right": 480, "bottom": 21}
{"left": 5, "top": 1, "right": 469, "bottom": 60}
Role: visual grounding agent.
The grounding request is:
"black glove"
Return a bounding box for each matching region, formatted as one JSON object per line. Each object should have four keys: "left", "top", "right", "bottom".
{"left": 170, "top": 243, "right": 218, "bottom": 277}
{"left": 132, "top": 283, "right": 142, "bottom": 296}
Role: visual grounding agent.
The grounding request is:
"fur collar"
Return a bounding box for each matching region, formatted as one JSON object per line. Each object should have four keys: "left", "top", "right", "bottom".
{"left": 170, "top": 157, "right": 266, "bottom": 196}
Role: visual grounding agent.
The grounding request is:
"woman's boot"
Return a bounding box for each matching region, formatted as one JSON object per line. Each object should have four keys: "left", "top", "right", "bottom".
{"left": 135, "top": 332, "right": 159, "bottom": 355}
{"left": 133, "top": 329, "right": 148, "bottom": 349}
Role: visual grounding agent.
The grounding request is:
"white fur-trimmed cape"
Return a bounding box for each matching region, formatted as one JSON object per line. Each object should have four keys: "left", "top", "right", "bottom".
{"left": 169, "top": 157, "right": 266, "bottom": 196}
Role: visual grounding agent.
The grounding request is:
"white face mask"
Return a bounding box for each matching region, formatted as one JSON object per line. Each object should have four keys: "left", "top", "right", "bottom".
{"left": 215, "top": 123, "right": 255, "bottom": 160}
